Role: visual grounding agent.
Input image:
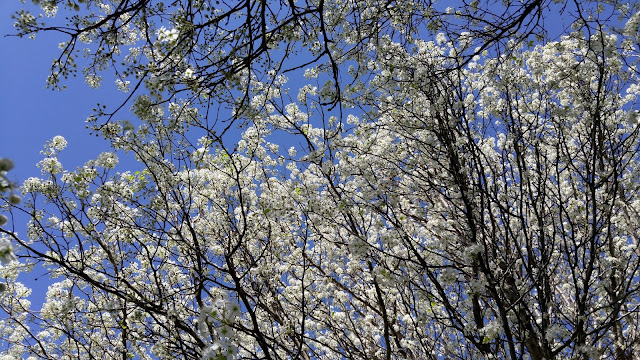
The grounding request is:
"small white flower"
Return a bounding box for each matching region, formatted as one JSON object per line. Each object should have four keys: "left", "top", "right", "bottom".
{"left": 304, "top": 67, "right": 319, "bottom": 79}
{"left": 156, "top": 27, "right": 179, "bottom": 43}
{"left": 115, "top": 78, "right": 130, "bottom": 92}
{"left": 85, "top": 73, "right": 102, "bottom": 88}
{"left": 22, "top": 177, "right": 42, "bottom": 194}
{"left": 51, "top": 135, "right": 67, "bottom": 151}
{"left": 39, "top": 157, "right": 63, "bottom": 174}
{"left": 96, "top": 152, "right": 119, "bottom": 169}
{"left": 183, "top": 68, "right": 196, "bottom": 80}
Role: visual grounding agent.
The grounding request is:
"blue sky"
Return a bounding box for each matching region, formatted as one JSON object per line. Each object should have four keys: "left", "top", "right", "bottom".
{"left": 0, "top": 0, "right": 579, "bottom": 198}
{"left": 0, "top": 1, "right": 119, "bottom": 181}
{"left": 0, "top": 1, "right": 127, "bottom": 302}
{"left": 0, "top": 0, "right": 304, "bottom": 303}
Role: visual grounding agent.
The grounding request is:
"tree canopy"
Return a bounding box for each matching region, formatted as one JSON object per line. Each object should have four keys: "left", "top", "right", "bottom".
{"left": 2, "top": 0, "right": 640, "bottom": 359}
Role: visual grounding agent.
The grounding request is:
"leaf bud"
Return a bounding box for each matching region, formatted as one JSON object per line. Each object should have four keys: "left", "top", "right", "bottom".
{"left": 9, "top": 195, "right": 20, "bottom": 205}
{"left": 0, "top": 215, "right": 7, "bottom": 226}
{"left": 0, "top": 158, "right": 14, "bottom": 172}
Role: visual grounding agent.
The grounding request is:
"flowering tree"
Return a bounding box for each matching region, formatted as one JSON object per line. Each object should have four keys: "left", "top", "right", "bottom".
{"left": 3, "top": 0, "right": 640, "bottom": 359}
